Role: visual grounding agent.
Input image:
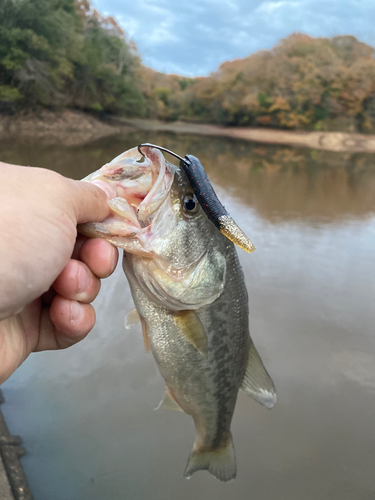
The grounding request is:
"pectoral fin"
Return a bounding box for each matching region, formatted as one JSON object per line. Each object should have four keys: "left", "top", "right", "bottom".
{"left": 155, "top": 388, "right": 184, "bottom": 412}
{"left": 124, "top": 308, "right": 140, "bottom": 329}
{"left": 172, "top": 311, "right": 207, "bottom": 357}
{"left": 240, "top": 341, "right": 276, "bottom": 409}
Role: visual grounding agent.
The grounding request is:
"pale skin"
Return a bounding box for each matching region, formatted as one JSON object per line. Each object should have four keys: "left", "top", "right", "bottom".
{"left": 0, "top": 161, "right": 119, "bottom": 384}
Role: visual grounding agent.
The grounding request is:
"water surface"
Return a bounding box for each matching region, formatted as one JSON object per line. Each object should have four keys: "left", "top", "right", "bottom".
{"left": 1, "top": 133, "right": 375, "bottom": 499}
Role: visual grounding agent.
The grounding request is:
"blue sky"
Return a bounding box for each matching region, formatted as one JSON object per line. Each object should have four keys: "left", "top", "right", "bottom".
{"left": 95, "top": 0, "right": 375, "bottom": 76}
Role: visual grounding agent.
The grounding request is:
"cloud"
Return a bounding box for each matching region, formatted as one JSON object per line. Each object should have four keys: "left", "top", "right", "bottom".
{"left": 94, "top": 0, "right": 375, "bottom": 76}
{"left": 255, "top": 0, "right": 302, "bottom": 14}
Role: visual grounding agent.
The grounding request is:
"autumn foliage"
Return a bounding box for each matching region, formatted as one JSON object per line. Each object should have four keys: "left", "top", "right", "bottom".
{"left": 1, "top": 0, "right": 375, "bottom": 133}
{"left": 141, "top": 33, "right": 375, "bottom": 132}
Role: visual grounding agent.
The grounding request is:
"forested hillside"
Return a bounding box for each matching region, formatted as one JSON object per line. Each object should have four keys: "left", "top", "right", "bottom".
{"left": 1, "top": 0, "right": 375, "bottom": 132}
{"left": 0, "top": 0, "right": 145, "bottom": 115}
{"left": 143, "top": 34, "right": 375, "bottom": 132}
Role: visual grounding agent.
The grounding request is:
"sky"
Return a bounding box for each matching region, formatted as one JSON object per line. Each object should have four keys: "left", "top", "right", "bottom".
{"left": 95, "top": 0, "right": 375, "bottom": 77}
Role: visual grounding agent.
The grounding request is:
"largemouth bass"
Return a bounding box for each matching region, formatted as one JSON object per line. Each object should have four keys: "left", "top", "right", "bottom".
{"left": 80, "top": 145, "right": 276, "bottom": 482}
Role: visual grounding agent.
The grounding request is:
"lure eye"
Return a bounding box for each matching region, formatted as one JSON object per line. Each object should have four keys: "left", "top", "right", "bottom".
{"left": 183, "top": 194, "right": 199, "bottom": 215}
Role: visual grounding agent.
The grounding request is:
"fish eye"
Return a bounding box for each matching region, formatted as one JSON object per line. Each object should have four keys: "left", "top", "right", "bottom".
{"left": 182, "top": 194, "right": 199, "bottom": 215}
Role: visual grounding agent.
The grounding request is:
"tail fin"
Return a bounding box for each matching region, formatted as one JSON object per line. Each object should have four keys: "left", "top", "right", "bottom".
{"left": 184, "top": 434, "right": 236, "bottom": 482}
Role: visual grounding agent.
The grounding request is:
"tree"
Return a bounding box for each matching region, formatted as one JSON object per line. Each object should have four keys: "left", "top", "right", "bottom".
{"left": 0, "top": 0, "right": 145, "bottom": 115}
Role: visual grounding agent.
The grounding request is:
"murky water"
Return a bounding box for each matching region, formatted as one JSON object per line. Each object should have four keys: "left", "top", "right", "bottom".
{"left": 1, "top": 133, "right": 375, "bottom": 500}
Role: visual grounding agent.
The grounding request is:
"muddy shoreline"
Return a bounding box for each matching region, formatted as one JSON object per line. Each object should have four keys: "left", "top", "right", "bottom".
{"left": 2, "top": 110, "right": 375, "bottom": 153}
{"left": 118, "top": 117, "right": 375, "bottom": 153}
{"left": 0, "top": 109, "right": 135, "bottom": 147}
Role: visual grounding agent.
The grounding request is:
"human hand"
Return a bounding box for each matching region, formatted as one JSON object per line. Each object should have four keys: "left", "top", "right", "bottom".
{"left": 0, "top": 162, "right": 118, "bottom": 384}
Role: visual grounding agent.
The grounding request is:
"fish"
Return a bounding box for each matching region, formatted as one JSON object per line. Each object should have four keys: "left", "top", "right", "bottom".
{"left": 79, "top": 145, "right": 276, "bottom": 482}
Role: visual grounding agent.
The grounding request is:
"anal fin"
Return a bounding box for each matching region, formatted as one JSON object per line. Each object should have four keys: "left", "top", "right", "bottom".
{"left": 240, "top": 341, "right": 277, "bottom": 409}
{"left": 155, "top": 388, "right": 184, "bottom": 412}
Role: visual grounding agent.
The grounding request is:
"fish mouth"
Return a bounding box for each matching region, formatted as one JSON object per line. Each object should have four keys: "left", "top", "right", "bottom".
{"left": 80, "top": 146, "right": 175, "bottom": 241}
{"left": 80, "top": 146, "right": 213, "bottom": 284}
{"left": 80, "top": 144, "right": 255, "bottom": 261}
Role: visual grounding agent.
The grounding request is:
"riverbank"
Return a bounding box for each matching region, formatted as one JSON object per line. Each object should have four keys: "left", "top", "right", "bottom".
{"left": 0, "top": 109, "right": 136, "bottom": 147}
{"left": 2, "top": 110, "right": 375, "bottom": 153}
{"left": 117, "top": 117, "right": 375, "bottom": 153}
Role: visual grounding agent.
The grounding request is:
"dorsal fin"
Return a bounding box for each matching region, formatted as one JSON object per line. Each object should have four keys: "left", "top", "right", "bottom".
{"left": 240, "top": 341, "right": 276, "bottom": 409}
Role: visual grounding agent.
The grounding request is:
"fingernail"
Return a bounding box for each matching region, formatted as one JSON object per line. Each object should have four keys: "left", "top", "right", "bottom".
{"left": 77, "top": 264, "right": 91, "bottom": 293}
{"left": 91, "top": 180, "right": 117, "bottom": 200}
{"left": 70, "top": 301, "right": 84, "bottom": 322}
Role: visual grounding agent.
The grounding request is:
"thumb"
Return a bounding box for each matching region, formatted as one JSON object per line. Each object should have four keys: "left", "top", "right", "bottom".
{"left": 68, "top": 179, "right": 113, "bottom": 224}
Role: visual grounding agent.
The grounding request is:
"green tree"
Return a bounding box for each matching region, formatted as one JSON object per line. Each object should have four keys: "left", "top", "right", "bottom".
{"left": 0, "top": 0, "right": 145, "bottom": 115}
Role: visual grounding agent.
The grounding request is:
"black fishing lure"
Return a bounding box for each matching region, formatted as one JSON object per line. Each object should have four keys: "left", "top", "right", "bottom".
{"left": 138, "top": 143, "right": 255, "bottom": 253}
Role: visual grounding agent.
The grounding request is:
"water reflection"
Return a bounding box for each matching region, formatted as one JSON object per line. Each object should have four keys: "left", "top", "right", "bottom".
{"left": 2, "top": 132, "right": 375, "bottom": 223}
{"left": 1, "top": 134, "right": 375, "bottom": 499}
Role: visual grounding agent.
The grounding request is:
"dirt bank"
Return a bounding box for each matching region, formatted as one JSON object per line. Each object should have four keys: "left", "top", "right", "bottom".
{"left": 2, "top": 111, "right": 375, "bottom": 153}
{"left": 0, "top": 109, "right": 135, "bottom": 147}
{"left": 118, "top": 118, "right": 375, "bottom": 153}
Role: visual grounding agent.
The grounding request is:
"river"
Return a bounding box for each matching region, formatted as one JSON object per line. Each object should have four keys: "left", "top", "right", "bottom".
{"left": 1, "top": 132, "right": 375, "bottom": 499}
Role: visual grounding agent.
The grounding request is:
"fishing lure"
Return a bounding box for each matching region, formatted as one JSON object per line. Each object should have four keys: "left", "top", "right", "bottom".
{"left": 138, "top": 143, "right": 255, "bottom": 253}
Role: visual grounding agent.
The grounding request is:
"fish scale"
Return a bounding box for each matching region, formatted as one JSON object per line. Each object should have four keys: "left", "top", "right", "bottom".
{"left": 79, "top": 145, "right": 276, "bottom": 482}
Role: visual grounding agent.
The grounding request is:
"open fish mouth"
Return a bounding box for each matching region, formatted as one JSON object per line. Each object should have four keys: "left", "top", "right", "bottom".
{"left": 80, "top": 145, "right": 227, "bottom": 306}
{"left": 80, "top": 145, "right": 210, "bottom": 284}
{"left": 80, "top": 146, "right": 174, "bottom": 240}
{"left": 80, "top": 144, "right": 255, "bottom": 257}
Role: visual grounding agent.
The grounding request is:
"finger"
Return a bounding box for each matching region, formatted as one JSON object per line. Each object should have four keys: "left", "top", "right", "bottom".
{"left": 36, "top": 296, "right": 95, "bottom": 350}
{"left": 79, "top": 238, "right": 118, "bottom": 278}
{"left": 68, "top": 179, "right": 114, "bottom": 224}
{"left": 71, "top": 234, "right": 88, "bottom": 260}
{"left": 53, "top": 259, "right": 101, "bottom": 303}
